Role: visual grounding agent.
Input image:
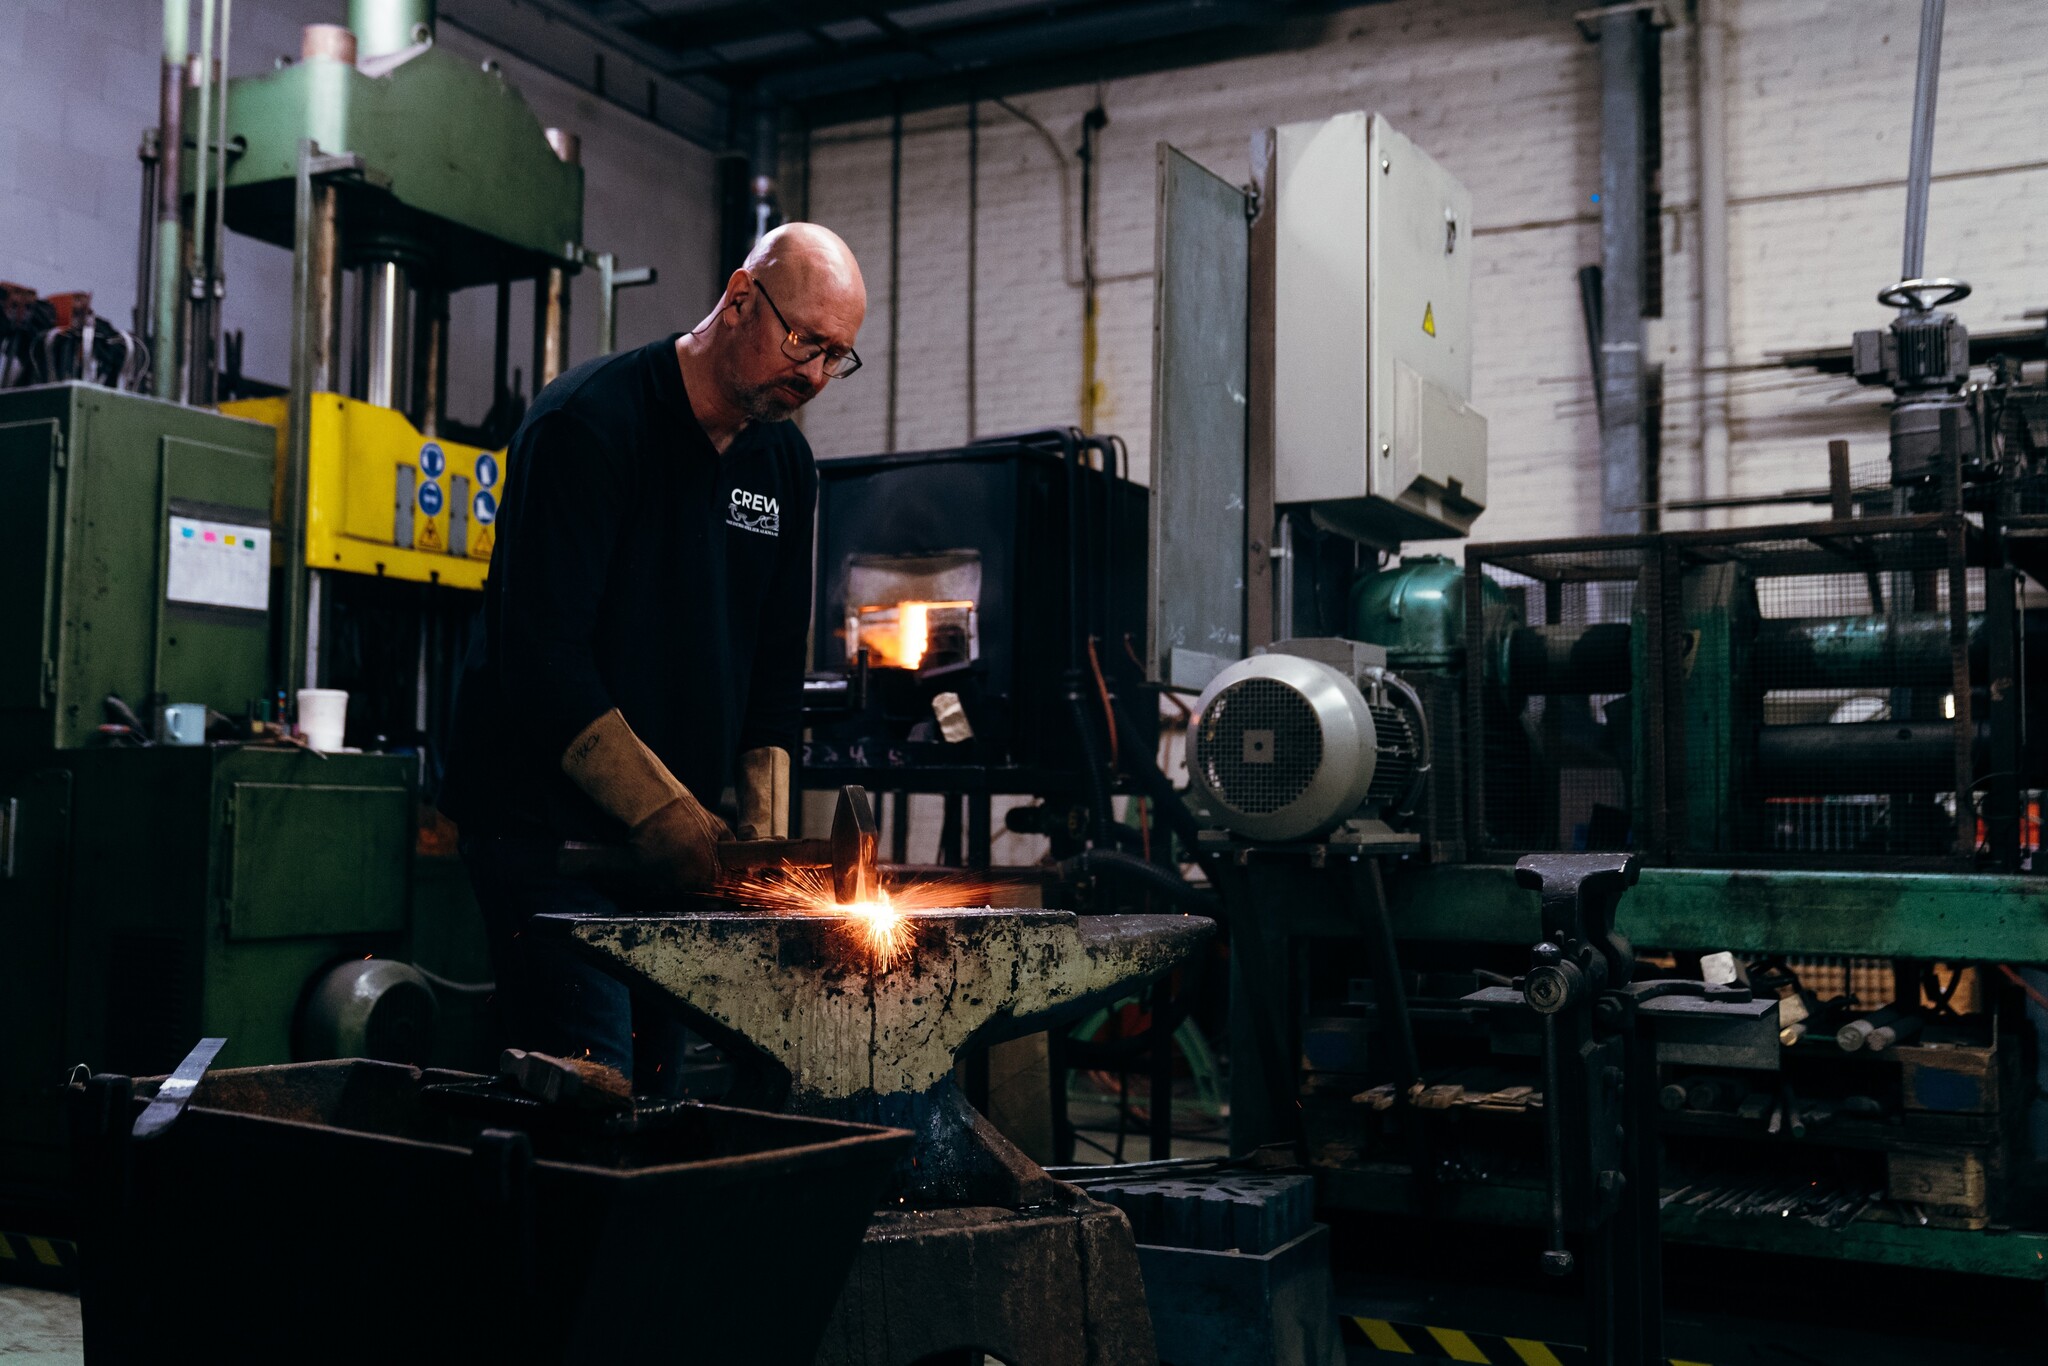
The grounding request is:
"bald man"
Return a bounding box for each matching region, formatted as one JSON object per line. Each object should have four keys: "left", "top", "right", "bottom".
{"left": 444, "top": 224, "right": 867, "bottom": 1092}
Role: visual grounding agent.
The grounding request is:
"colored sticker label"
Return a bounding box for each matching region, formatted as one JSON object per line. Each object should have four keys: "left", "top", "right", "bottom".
{"left": 1422, "top": 302, "right": 1436, "bottom": 337}
{"left": 474, "top": 452, "right": 499, "bottom": 489}
{"left": 473, "top": 489, "right": 498, "bottom": 525}
{"left": 419, "top": 442, "right": 446, "bottom": 477}
{"left": 418, "top": 479, "right": 444, "bottom": 516}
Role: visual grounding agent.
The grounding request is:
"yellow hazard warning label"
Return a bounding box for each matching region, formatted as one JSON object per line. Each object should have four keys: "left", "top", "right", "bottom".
{"left": 418, "top": 517, "right": 443, "bottom": 552}
{"left": 1342, "top": 1316, "right": 1714, "bottom": 1365}
{"left": 1422, "top": 303, "right": 1436, "bottom": 337}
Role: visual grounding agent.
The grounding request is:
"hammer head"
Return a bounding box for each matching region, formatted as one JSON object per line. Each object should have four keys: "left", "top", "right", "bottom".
{"left": 830, "top": 785, "right": 880, "bottom": 904}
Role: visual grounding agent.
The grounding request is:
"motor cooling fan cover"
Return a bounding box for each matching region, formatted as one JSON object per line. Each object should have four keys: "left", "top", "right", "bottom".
{"left": 1186, "top": 653, "right": 1379, "bottom": 841}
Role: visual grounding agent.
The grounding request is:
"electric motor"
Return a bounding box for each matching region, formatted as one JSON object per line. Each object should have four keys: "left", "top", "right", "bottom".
{"left": 1186, "top": 645, "right": 1427, "bottom": 842}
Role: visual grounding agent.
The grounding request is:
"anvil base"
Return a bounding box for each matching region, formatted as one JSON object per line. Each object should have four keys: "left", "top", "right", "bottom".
{"left": 817, "top": 1192, "right": 1154, "bottom": 1366}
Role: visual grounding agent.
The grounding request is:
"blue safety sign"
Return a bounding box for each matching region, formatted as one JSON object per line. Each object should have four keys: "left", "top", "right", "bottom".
{"left": 473, "top": 489, "right": 497, "bottom": 525}
{"left": 474, "top": 452, "right": 499, "bottom": 489}
{"left": 419, "top": 442, "right": 446, "bottom": 477}
{"left": 418, "top": 479, "right": 444, "bottom": 516}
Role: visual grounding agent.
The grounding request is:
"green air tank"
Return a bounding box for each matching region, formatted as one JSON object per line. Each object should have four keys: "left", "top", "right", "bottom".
{"left": 0, "top": 384, "right": 276, "bottom": 761}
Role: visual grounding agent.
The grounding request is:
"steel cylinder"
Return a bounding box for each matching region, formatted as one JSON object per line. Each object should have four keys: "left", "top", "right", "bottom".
{"left": 300, "top": 22, "right": 356, "bottom": 64}
{"left": 300, "top": 958, "right": 436, "bottom": 1063}
{"left": 1505, "top": 622, "right": 1633, "bottom": 695}
{"left": 361, "top": 260, "right": 410, "bottom": 410}
{"left": 348, "top": 0, "right": 435, "bottom": 58}
{"left": 1756, "top": 722, "right": 1962, "bottom": 795}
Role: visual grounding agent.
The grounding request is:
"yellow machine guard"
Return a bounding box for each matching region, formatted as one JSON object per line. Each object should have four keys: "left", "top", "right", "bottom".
{"left": 223, "top": 394, "right": 502, "bottom": 591}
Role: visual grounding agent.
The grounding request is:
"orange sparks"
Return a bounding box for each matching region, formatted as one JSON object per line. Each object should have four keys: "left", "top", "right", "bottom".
{"left": 719, "top": 865, "right": 1001, "bottom": 970}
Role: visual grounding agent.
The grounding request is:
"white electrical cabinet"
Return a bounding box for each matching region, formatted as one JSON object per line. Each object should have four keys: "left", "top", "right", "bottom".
{"left": 1253, "top": 112, "right": 1487, "bottom": 547}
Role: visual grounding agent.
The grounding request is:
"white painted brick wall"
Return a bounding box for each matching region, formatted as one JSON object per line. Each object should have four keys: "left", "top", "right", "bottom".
{"left": 796, "top": 0, "right": 2048, "bottom": 546}
{"left": 0, "top": 0, "right": 719, "bottom": 422}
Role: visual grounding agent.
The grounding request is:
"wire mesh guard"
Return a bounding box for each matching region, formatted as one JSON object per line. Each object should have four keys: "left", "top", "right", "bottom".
{"left": 1465, "top": 518, "right": 2017, "bottom": 866}
{"left": 1465, "top": 543, "right": 1645, "bottom": 857}
{"left": 1193, "top": 676, "right": 1324, "bottom": 817}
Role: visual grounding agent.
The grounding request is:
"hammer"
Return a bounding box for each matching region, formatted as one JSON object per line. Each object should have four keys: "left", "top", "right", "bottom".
{"left": 719, "top": 783, "right": 881, "bottom": 903}
{"left": 559, "top": 782, "right": 881, "bottom": 902}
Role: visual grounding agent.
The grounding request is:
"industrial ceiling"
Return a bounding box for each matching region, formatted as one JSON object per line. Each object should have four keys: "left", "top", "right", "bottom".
{"left": 439, "top": 0, "right": 1347, "bottom": 148}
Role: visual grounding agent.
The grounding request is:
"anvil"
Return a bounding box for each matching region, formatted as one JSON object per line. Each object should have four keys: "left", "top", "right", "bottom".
{"left": 536, "top": 909, "right": 1213, "bottom": 1204}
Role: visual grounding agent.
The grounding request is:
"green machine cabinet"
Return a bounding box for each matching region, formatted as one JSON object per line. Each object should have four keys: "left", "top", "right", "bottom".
{"left": 0, "top": 745, "right": 414, "bottom": 1195}
{"left": 0, "top": 384, "right": 277, "bottom": 761}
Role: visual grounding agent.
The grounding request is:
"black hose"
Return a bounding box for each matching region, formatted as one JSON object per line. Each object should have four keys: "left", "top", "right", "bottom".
{"left": 1107, "top": 691, "right": 1206, "bottom": 857}
{"left": 1058, "top": 848, "right": 1217, "bottom": 915}
{"left": 1066, "top": 684, "right": 1116, "bottom": 846}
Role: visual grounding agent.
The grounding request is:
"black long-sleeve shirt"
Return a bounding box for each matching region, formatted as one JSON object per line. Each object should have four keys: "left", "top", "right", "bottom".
{"left": 443, "top": 335, "right": 816, "bottom": 842}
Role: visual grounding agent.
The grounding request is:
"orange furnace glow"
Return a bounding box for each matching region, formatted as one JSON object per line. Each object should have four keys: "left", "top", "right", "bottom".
{"left": 853, "top": 600, "right": 975, "bottom": 670}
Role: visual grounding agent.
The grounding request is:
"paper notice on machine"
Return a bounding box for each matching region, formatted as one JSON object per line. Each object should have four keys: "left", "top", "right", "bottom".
{"left": 167, "top": 515, "right": 272, "bottom": 613}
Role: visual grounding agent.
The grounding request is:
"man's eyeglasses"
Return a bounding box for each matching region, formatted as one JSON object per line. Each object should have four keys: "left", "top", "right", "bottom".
{"left": 755, "top": 280, "right": 862, "bottom": 379}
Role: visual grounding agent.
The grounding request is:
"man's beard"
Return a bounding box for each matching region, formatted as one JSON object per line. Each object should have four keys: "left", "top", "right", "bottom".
{"left": 737, "top": 376, "right": 815, "bottom": 424}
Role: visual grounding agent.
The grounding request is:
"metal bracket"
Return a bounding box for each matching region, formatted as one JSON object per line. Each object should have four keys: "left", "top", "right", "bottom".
{"left": 306, "top": 150, "right": 389, "bottom": 192}
{"left": 578, "top": 249, "right": 661, "bottom": 355}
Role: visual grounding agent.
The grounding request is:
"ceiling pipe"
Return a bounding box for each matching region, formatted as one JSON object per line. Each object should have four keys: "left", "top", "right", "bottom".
{"left": 1596, "top": 7, "right": 1650, "bottom": 536}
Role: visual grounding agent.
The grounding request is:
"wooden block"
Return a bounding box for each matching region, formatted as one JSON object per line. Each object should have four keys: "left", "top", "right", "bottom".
{"left": 1895, "top": 1040, "right": 2019, "bottom": 1115}
{"left": 1886, "top": 1143, "right": 2001, "bottom": 1228}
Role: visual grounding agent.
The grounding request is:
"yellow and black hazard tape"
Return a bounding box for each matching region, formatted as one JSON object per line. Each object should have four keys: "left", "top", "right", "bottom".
{"left": 0, "top": 1230, "right": 78, "bottom": 1273}
{"left": 1342, "top": 1316, "right": 1714, "bottom": 1366}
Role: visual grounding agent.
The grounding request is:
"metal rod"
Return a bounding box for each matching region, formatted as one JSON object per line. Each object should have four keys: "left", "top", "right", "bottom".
{"left": 966, "top": 95, "right": 979, "bottom": 440}
{"left": 133, "top": 130, "right": 160, "bottom": 349}
{"left": 285, "top": 141, "right": 337, "bottom": 695}
{"left": 363, "top": 260, "right": 409, "bottom": 410}
{"left": 153, "top": 0, "right": 188, "bottom": 399}
{"left": 536, "top": 267, "right": 567, "bottom": 389}
{"left": 190, "top": 0, "right": 213, "bottom": 402}
{"left": 1695, "top": 0, "right": 1732, "bottom": 525}
{"left": 349, "top": 0, "right": 434, "bottom": 59}
{"left": 1148, "top": 982, "right": 1173, "bottom": 1161}
{"left": 310, "top": 184, "right": 339, "bottom": 391}
{"left": 884, "top": 91, "right": 901, "bottom": 452}
{"left": 1828, "top": 439, "right": 1853, "bottom": 519}
{"left": 1597, "top": 8, "right": 1649, "bottom": 534}
{"left": 1900, "top": 0, "right": 1946, "bottom": 284}
{"left": 209, "top": 0, "right": 232, "bottom": 398}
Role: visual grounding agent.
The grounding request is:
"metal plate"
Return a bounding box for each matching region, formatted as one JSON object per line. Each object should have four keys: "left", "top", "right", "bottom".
{"left": 1149, "top": 143, "right": 1248, "bottom": 690}
{"left": 225, "top": 781, "right": 410, "bottom": 940}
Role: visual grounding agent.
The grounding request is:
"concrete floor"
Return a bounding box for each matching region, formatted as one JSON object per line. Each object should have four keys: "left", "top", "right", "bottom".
{"left": 0, "top": 1286, "right": 81, "bottom": 1364}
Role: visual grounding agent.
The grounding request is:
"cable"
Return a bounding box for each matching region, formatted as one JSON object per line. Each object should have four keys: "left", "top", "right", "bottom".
{"left": 1086, "top": 636, "right": 1119, "bottom": 768}
{"left": 414, "top": 964, "right": 495, "bottom": 997}
{"left": 1057, "top": 848, "right": 1216, "bottom": 914}
{"left": 1998, "top": 963, "right": 2048, "bottom": 1012}
{"left": 1124, "top": 634, "right": 1192, "bottom": 721}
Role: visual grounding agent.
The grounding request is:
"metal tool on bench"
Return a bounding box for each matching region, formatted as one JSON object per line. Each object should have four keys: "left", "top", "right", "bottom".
{"left": 1464, "top": 854, "right": 1777, "bottom": 1366}
{"left": 560, "top": 781, "right": 880, "bottom": 902}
